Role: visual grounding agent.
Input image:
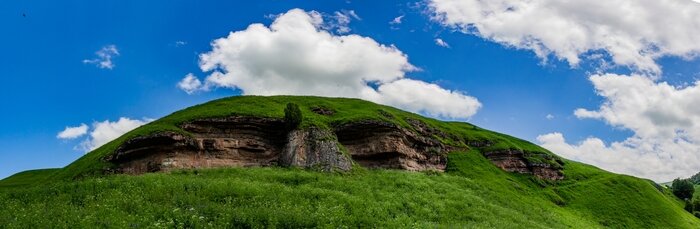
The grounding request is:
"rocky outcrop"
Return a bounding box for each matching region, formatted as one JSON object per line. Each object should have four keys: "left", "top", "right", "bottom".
{"left": 334, "top": 120, "right": 450, "bottom": 171}
{"left": 109, "top": 117, "right": 353, "bottom": 174}
{"left": 109, "top": 116, "right": 292, "bottom": 174}
{"left": 483, "top": 149, "right": 564, "bottom": 180}
{"left": 106, "top": 115, "right": 564, "bottom": 181}
{"left": 280, "top": 128, "right": 352, "bottom": 171}
{"left": 310, "top": 106, "right": 335, "bottom": 116}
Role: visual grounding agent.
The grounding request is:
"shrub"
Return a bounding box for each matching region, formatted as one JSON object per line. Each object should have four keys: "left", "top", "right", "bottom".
{"left": 693, "top": 198, "right": 700, "bottom": 212}
{"left": 672, "top": 178, "right": 695, "bottom": 200}
{"left": 685, "top": 199, "right": 694, "bottom": 213}
{"left": 284, "top": 103, "right": 302, "bottom": 130}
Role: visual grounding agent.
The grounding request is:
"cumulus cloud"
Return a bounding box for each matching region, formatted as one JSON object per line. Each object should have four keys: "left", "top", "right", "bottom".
{"left": 83, "top": 45, "right": 119, "bottom": 69}
{"left": 57, "top": 117, "right": 151, "bottom": 152}
{"left": 546, "top": 114, "right": 554, "bottom": 120}
{"left": 79, "top": 117, "right": 151, "bottom": 151}
{"left": 575, "top": 74, "right": 700, "bottom": 142}
{"left": 177, "top": 73, "right": 202, "bottom": 94}
{"left": 372, "top": 79, "right": 481, "bottom": 118}
{"left": 429, "top": 0, "right": 700, "bottom": 74}
{"left": 181, "top": 9, "right": 481, "bottom": 119}
{"left": 434, "top": 38, "right": 450, "bottom": 48}
{"left": 538, "top": 74, "right": 700, "bottom": 182}
{"left": 56, "top": 124, "right": 88, "bottom": 139}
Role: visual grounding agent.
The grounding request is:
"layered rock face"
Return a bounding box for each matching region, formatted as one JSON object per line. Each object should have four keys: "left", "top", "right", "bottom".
{"left": 334, "top": 120, "right": 448, "bottom": 171}
{"left": 109, "top": 117, "right": 352, "bottom": 174}
{"left": 108, "top": 117, "right": 452, "bottom": 174}
{"left": 482, "top": 149, "right": 564, "bottom": 180}
{"left": 107, "top": 115, "right": 564, "bottom": 181}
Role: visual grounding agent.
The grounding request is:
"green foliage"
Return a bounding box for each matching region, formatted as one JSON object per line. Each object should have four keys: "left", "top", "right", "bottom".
{"left": 284, "top": 102, "right": 302, "bottom": 129}
{"left": 1, "top": 152, "right": 698, "bottom": 228}
{"left": 673, "top": 178, "right": 695, "bottom": 200}
{"left": 688, "top": 172, "right": 700, "bottom": 185}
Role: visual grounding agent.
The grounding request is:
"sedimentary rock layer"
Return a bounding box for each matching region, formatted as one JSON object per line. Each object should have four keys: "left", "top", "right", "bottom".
{"left": 107, "top": 116, "right": 564, "bottom": 180}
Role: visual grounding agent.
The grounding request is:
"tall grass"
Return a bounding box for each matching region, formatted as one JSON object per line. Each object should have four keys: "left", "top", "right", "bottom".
{"left": 1, "top": 151, "right": 697, "bottom": 228}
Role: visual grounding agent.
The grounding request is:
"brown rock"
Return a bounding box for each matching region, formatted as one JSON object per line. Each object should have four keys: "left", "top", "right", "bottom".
{"left": 482, "top": 149, "right": 564, "bottom": 180}
{"left": 106, "top": 115, "right": 564, "bottom": 181}
{"left": 310, "top": 106, "right": 335, "bottom": 116}
{"left": 280, "top": 128, "right": 352, "bottom": 171}
{"left": 334, "top": 120, "right": 450, "bottom": 171}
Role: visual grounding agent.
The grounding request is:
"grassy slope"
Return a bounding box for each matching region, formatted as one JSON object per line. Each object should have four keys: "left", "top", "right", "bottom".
{"left": 1, "top": 96, "right": 698, "bottom": 227}
{"left": 0, "top": 169, "right": 59, "bottom": 188}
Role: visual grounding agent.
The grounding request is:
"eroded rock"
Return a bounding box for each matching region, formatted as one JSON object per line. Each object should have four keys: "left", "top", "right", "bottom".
{"left": 483, "top": 149, "right": 564, "bottom": 180}
{"left": 310, "top": 106, "right": 335, "bottom": 116}
{"left": 109, "top": 117, "right": 353, "bottom": 174}
{"left": 106, "top": 115, "right": 564, "bottom": 181}
{"left": 281, "top": 128, "right": 352, "bottom": 171}
{"left": 334, "top": 120, "right": 449, "bottom": 171}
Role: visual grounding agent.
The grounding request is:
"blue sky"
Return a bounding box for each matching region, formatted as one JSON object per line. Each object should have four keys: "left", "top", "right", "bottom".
{"left": 2, "top": 0, "right": 700, "bottom": 181}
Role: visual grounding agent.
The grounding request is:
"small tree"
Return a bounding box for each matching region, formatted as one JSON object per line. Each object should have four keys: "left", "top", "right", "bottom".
{"left": 284, "top": 102, "right": 302, "bottom": 129}
{"left": 692, "top": 198, "right": 700, "bottom": 212}
{"left": 685, "top": 199, "right": 694, "bottom": 213}
{"left": 672, "top": 178, "right": 695, "bottom": 200}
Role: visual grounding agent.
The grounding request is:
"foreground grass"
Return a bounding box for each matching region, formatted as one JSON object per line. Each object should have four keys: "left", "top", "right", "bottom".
{"left": 1, "top": 151, "right": 697, "bottom": 228}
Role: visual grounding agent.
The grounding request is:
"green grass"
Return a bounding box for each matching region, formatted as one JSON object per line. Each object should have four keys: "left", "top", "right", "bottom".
{"left": 1, "top": 151, "right": 697, "bottom": 228}
{"left": 0, "top": 169, "right": 59, "bottom": 188}
{"left": 1, "top": 95, "right": 698, "bottom": 228}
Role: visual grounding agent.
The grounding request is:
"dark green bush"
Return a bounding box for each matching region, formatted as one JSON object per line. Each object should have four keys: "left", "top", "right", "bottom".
{"left": 672, "top": 178, "right": 695, "bottom": 200}
{"left": 284, "top": 103, "right": 302, "bottom": 129}
{"left": 686, "top": 199, "right": 694, "bottom": 213}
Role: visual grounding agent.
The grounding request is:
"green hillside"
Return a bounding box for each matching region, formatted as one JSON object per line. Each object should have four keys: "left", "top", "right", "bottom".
{"left": 1, "top": 96, "right": 698, "bottom": 228}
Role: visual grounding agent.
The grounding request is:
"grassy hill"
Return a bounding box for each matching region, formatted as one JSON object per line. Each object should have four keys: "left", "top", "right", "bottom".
{"left": 1, "top": 96, "right": 698, "bottom": 228}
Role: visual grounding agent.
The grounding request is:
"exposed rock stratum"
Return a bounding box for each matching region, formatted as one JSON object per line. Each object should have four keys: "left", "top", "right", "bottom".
{"left": 107, "top": 116, "right": 563, "bottom": 180}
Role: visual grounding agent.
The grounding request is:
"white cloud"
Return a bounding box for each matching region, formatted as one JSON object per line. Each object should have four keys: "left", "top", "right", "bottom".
{"left": 429, "top": 0, "right": 700, "bottom": 74}
{"left": 372, "top": 79, "right": 481, "bottom": 118}
{"left": 434, "top": 38, "right": 450, "bottom": 48}
{"left": 182, "top": 9, "right": 481, "bottom": 119}
{"left": 390, "top": 15, "right": 404, "bottom": 25}
{"left": 57, "top": 124, "right": 88, "bottom": 139}
{"left": 177, "top": 73, "right": 202, "bottom": 94}
{"left": 538, "top": 74, "right": 700, "bottom": 182}
{"left": 175, "top": 41, "right": 187, "bottom": 47}
{"left": 320, "top": 10, "right": 360, "bottom": 34}
{"left": 546, "top": 114, "right": 554, "bottom": 120}
{"left": 63, "top": 117, "right": 152, "bottom": 152}
{"left": 83, "top": 45, "right": 119, "bottom": 69}
{"left": 575, "top": 74, "right": 700, "bottom": 141}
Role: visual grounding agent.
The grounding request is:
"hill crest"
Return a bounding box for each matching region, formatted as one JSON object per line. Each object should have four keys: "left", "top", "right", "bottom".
{"left": 78, "top": 96, "right": 564, "bottom": 180}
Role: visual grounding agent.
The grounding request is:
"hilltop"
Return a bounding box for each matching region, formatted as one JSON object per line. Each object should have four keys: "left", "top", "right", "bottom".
{"left": 1, "top": 96, "right": 698, "bottom": 228}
